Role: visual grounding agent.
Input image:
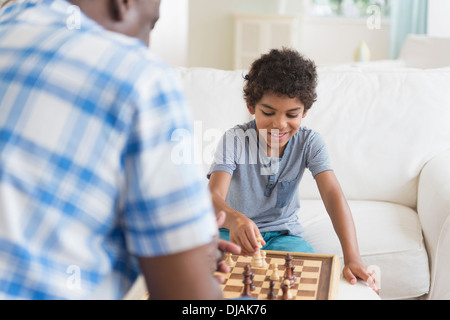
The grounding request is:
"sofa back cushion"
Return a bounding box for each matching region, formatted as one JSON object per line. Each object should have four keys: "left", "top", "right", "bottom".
{"left": 177, "top": 67, "right": 251, "bottom": 171}
{"left": 399, "top": 35, "right": 450, "bottom": 69}
{"left": 300, "top": 68, "right": 450, "bottom": 208}
{"left": 177, "top": 67, "right": 450, "bottom": 208}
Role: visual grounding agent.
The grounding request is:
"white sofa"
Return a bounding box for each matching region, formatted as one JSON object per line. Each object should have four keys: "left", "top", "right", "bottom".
{"left": 176, "top": 62, "right": 450, "bottom": 300}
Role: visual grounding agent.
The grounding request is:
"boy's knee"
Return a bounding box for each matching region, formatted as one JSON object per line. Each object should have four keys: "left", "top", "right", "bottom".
{"left": 265, "top": 234, "right": 315, "bottom": 254}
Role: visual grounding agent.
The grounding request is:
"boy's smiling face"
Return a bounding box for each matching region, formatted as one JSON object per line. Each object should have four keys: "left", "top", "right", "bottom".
{"left": 248, "top": 92, "right": 308, "bottom": 158}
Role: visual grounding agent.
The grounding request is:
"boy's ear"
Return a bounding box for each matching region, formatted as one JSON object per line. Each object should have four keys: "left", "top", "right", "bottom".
{"left": 302, "top": 108, "right": 309, "bottom": 118}
{"left": 247, "top": 103, "right": 255, "bottom": 115}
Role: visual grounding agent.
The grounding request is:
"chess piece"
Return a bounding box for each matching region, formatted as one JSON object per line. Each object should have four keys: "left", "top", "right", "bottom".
{"left": 281, "top": 280, "right": 292, "bottom": 300}
{"left": 224, "top": 252, "right": 235, "bottom": 267}
{"left": 283, "top": 254, "right": 296, "bottom": 286}
{"left": 270, "top": 263, "right": 280, "bottom": 281}
{"left": 256, "top": 235, "right": 264, "bottom": 248}
{"left": 241, "top": 264, "right": 253, "bottom": 298}
{"left": 267, "top": 280, "right": 276, "bottom": 300}
{"left": 261, "top": 251, "right": 268, "bottom": 268}
{"left": 251, "top": 250, "right": 263, "bottom": 268}
{"left": 250, "top": 270, "right": 255, "bottom": 291}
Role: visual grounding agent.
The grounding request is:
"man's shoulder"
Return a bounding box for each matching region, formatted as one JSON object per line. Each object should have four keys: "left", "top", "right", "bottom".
{"left": 80, "top": 29, "right": 168, "bottom": 74}
{"left": 72, "top": 29, "right": 179, "bottom": 103}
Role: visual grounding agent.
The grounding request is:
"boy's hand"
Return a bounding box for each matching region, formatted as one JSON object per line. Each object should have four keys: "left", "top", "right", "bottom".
{"left": 343, "top": 260, "right": 380, "bottom": 295}
{"left": 228, "top": 214, "right": 265, "bottom": 255}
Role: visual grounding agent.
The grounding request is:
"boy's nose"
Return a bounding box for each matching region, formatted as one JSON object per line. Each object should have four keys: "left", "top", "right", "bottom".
{"left": 273, "top": 116, "right": 287, "bottom": 129}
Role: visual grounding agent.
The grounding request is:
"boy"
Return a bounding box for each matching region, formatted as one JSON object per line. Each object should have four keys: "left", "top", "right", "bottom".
{"left": 208, "top": 48, "right": 378, "bottom": 291}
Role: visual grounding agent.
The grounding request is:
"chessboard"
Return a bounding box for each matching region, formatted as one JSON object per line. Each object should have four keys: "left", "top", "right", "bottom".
{"left": 216, "top": 250, "right": 341, "bottom": 300}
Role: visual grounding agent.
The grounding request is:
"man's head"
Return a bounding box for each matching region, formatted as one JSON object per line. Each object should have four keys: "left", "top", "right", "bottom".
{"left": 69, "top": 0, "right": 161, "bottom": 46}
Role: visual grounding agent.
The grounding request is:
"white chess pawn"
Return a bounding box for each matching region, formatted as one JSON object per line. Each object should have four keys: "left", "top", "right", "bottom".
{"left": 251, "top": 250, "right": 263, "bottom": 268}
{"left": 270, "top": 263, "right": 280, "bottom": 281}
{"left": 225, "top": 252, "right": 235, "bottom": 267}
{"left": 283, "top": 280, "right": 293, "bottom": 299}
{"left": 256, "top": 235, "right": 264, "bottom": 248}
{"left": 261, "top": 251, "right": 268, "bottom": 268}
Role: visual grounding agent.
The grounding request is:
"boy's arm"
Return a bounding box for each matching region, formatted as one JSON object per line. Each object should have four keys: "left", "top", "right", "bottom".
{"left": 315, "top": 170, "right": 378, "bottom": 291}
{"left": 209, "top": 171, "right": 265, "bottom": 254}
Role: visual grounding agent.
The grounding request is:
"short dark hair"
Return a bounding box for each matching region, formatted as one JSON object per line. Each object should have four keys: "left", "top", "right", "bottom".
{"left": 244, "top": 48, "right": 318, "bottom": 110}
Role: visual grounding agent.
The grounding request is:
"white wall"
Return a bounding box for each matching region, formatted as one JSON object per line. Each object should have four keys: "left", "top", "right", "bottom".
{"left": 151, "top": 0, "right": 189, "bottom": 67}
{"left": 188, "top": 0, "right": 237, "bottom": 70}
{"left": 6, "top": 0, "right": 447, "bottom": 68}
{"left": 300, "top": 17, "right": 390, "bottom": 66}
{"left": 187, "top": 0, "right": 305, "bottom": 70}
{"left": 428, "top": 0, "right": 450, "bottom": 37}
{"left": 187, "top": 0, "right": 390, "bottom": 70}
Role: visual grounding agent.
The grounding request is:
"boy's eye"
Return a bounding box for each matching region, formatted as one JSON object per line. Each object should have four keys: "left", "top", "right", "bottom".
{"left": 261, "top": 111, "right": 300, "bottom": 118}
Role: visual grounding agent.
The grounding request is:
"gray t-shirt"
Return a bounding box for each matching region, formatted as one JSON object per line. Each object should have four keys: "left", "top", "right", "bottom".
{"left": 207, "top": 120, "right": 333, "bottom": 237}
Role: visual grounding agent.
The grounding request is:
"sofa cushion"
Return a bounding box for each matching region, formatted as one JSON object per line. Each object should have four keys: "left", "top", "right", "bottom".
{"left": 299, "top": 200, "right": 430, "bottom": 299}
{"left": 300, "top": 68, "right": 450, "bottom": 209}
{"left": 177, "top": 67, "right": 252, "bottom": 173}
{"left": 399, "top": 35, "right": 450, "bottom": 69}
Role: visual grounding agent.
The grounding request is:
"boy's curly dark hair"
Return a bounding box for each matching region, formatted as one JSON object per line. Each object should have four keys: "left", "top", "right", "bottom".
{"left": 244, "top": 48, "right": 318, "bottom": 110}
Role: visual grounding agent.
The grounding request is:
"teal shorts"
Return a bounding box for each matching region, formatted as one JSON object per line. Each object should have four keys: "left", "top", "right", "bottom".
{"left": 219, "top": 228, "right": 315, "bottom": 253}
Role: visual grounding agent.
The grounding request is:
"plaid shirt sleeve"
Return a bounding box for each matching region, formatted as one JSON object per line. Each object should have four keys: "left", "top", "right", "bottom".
{"left": 122, "top": 65, "right": 218, "bottom": 257}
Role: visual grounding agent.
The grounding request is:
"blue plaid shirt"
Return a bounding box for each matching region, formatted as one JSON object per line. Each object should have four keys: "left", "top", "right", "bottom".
{"left": 0, "top": 0, "right": 217, "bottom": 299}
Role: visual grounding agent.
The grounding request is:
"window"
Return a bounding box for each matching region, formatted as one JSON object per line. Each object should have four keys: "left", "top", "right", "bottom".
{"left": 310, "top": 0, "right": 391, "bottom": 18}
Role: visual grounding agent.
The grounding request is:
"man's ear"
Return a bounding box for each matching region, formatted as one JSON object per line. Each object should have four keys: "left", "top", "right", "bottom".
{"left": 109, "top": 0, "right": 131, "bottom": 21}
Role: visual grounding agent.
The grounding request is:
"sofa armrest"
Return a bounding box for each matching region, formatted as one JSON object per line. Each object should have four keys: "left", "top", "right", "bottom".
{"left": 417, "top": 151, "right": 450, "bottom": 300}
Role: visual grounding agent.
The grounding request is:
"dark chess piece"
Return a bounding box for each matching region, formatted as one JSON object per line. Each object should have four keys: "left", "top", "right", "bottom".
{"left": 267, "top": 280, "right": 276, "bottom": 300}
{"left": 250, "top": 270, "right": 255, "bottom": 291}
{"left": 241, "top": 264, "right": 253, "bottom": 298}
{"left": 283, "top": 253, "right": 296, "bottom": 286}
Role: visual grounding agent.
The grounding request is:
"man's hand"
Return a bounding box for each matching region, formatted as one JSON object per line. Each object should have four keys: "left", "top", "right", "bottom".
{"left": 214, "top": 211, "right": 241, "bottom": 283}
